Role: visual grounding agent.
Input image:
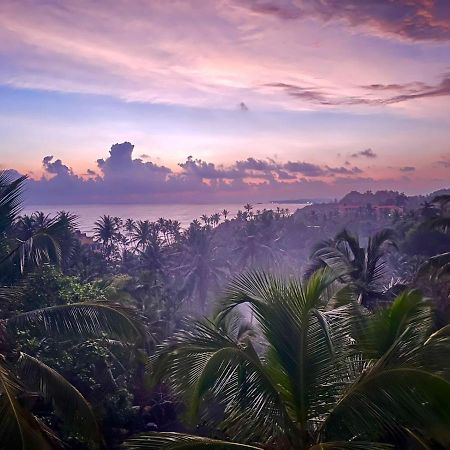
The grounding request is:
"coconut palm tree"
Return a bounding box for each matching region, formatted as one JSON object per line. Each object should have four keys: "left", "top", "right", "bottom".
{"left": 0, "top": 175, "right": 76, "bottom": 277}
{"left": 211, "top": 212, "right": 221, "bottom": 226}
{"left": 233, "top": 220, "right": 278, "bottom": 270}
{"left": 93, "top": 215, "right": 121, "bottom": 260}
{"left": 174, "top": 224, "right": 227, "bottom": 313}
{"left": 131, "top": 220, "right": 153, "bottom": 251}
{"left": 305, "top": 229, "right": 398, "bottom": 308}
{"left": 222, "top": 209, "right": 230, "bottom": 221}
{"left": 54, "top": 211, "right": 78, "bottom": 269}
{"left": 123, "top": 271, "right": 450, "bottom": 449}
{"left": 125, "top": 218, "right": 136, "bottom": 235}
{"left": 200, "top": 214, "right": 210, "bottom": 226}
{"left": 139, "top": 224, "right": 167, "bottom": 275}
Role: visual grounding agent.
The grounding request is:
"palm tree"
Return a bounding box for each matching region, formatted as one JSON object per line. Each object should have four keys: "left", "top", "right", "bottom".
{"left": 55, "top": 210, "right": 78, "bottom": 268}
{"left": 174, "top": 224, "right": 227, "bottom": 313}
{"left": 222, "top": 209, "right": 230, "bottom": 221}
{"left": 244, "top": 203, "right": 253, "bottom": 220}
{"left": 124, "top": 271, "right": 450, "bottom": 449}
{"left": 0, "top": 175, "right": 76, "bottom": 277}
{"left": 131, "top": 220, "right": 153, "bottom": 251}
{"left": 139, "top": 224, "right": 167, "bottom": 275}
{"left": 125, "top": 218, "right": 136, "bottom": 235}
{"left": 93, "top": 215, "right": 121, "bottom": 260}
{"left": 305, "top": 229, "right": 398, "bottom": 308}
{"left": 211, "top": 212, "right": 221, "bottom": 226}
{"left": 200, "top": 214, "right": 210, "bottom": 226}
{"left": 233, "top": 220, "right": 278, "bottom": 270}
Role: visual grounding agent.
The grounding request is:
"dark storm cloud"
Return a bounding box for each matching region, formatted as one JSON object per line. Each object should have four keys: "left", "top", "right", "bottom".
{"left": 244, "top": 0, "right": 450, "bottom": 41}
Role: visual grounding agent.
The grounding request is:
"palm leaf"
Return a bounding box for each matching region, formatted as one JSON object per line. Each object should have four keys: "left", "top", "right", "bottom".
{"left": 8, "top": 301, "right": 145, "bottom": 343}
{"left": 16, "top": 352, "right": 100, "bottom": 448}
{"left": 321, "top": 368, "right": 450, "bottom": 447}
{"left": 309, "top": 443, "right": 392, "bottom": 450}
{"left": 0, "top": 172, "right": 27, "bottom": 235}
{"left": 122, "top": 432, "right": 262, "bottom": 449}
{"left": 0, "top": 358, "right": 52, "bottom": 450}
{"left": 214, "top": 271, "right": 360, "bottom": 438}
{"left": 150, "top": 318, "right": 295, "bottom": 443}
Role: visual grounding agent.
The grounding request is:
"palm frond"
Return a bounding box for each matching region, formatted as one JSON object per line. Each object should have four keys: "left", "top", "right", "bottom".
{"left": 309, "top": 442, "right": 393, "bottom": 450}
{"left": 0, "top": 172, "right": 27, "bottom": 235}
{"left": 16, "top": 352, "right": 100, "bottom": 448}
{"left": 321, "top": 367, "right": 450, "bottom": 447}
{"left": 122, "top": 432, "right": 262, "bottom": 449}
{"left": 150, "top": 319, "right": 295, "bottom": 443}
{"left": 0, "top": 358, "right": 52, "bottom": 450}
{"left": 354, "top": 290, "right": 432, "bottom": 359}
{"left": 9, "top": 301, "right": 145, "bottom": 343}
{"left": 217, "top": 271, "right": 359, "bottom": 431}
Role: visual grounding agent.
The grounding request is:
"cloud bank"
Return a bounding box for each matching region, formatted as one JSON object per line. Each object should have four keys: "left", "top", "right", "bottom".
{"left": 7, "top": 142, "right": 441, "bottom": 204}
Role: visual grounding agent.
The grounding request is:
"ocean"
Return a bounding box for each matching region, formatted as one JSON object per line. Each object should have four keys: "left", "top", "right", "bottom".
{"left": 22, "top": 203, "right": 307, "bottom": 235}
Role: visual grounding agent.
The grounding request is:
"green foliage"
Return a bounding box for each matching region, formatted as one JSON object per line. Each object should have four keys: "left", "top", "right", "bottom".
{"left": 140, "top": 272, "right": 450, "bottom": 449}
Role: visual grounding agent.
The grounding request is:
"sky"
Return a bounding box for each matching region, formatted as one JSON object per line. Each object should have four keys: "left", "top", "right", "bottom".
{"left": 0, "top": 0, "right": 449, "bottom": 203}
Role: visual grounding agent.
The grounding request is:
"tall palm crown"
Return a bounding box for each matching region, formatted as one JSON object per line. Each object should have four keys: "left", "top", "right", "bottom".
{"left": 175, "top": 223, "right": 227, "bottom": 312}
{"left": 233, "top": 220, "right": 278, "bottom": 270}
{"left": 305, "top": 229, "right": 398, "bottom": 308}
{"left": 93, "top": 215, "right": 122, "bottom": 259}
{"left": 0, "top": 174, "right": 76, "bottom": 278}
{"left": 124, "top": 270, "right": 450, "bottom": 450}
{"left": 131, "top": 220, "right": 153, "bottom": 251}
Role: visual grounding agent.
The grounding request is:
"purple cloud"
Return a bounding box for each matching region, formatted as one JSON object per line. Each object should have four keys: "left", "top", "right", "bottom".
{"left": 283, "top": 161, "right": 326, "bottom": 177}
{"left": 235, "top": 157, "right": 276, "bottom": 171}
{"left": 399, "top": 166, "right": 416, "bottom": 172}
{"left": 436, "top": 159, "right": 450, "bottom": 168}
{"left": 42, "top": 155, "right": 72, "bottom": 176}
{"left": 244, "top": 0, "right": 450, "bottom": 42}
{"left": 326, "top": 165, "right": 363, "bottom": 175}
{"left": 179, "top": 156, "right": 242, "bottom": 179}
{"left": 351, "top": 148, "right": 377, "bottom": 159}
{"left": 8, "top": 142, "right": 413, "bottom": 204}
{"left": 266, "top": 74, "right": 450, "bottom": 107}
